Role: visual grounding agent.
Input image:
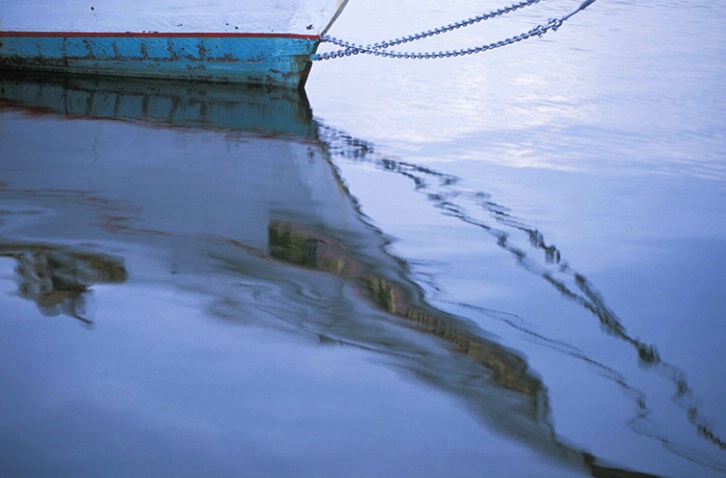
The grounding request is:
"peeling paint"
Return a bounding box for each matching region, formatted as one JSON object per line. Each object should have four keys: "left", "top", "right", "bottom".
{"left": 0, "top": 0, "right": 344, "bottom": 89}
{"left": 0, "top": 34, "right": 320, "bottom": 89}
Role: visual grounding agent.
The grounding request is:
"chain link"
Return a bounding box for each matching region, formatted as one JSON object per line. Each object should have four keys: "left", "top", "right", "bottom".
{"left": 314, "top": 0, "right": 596, "bottom": 61}
{"left": 368, "top": 0, "right": 543, "bottom": 50}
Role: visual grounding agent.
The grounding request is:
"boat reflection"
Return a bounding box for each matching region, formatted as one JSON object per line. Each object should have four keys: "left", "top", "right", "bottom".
{"left": 0, "top": 73, "right": 669, "bottom": 477}
{"left": 0, "top": 243, "right": 127, "bottom": 325}
{"left": 0, "top": 71, "right": 315, "bottom": 137}
{"left": 268, "top": 219, "right": 541, "bottom": 396}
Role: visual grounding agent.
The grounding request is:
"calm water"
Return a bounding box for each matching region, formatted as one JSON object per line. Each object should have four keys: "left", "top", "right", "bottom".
{"left": 1, "top": 1, "right": 725, "bottom": 477}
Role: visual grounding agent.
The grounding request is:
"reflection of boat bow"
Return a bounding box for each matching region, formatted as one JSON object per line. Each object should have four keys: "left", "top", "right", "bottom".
{"left": 0, "top": 75, "right": 660, "bottom": 478}
{"left": 0, "top": 72, "right": 316, "bottom": 137}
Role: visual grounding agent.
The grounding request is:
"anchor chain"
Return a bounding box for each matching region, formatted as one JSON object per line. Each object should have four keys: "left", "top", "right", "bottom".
{"left": 314, "top": 0, "right": 597, "bottom": 61}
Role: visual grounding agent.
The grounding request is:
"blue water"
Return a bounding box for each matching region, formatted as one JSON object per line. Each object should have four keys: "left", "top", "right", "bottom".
{"left": 1, "top": 1, "right": 725, "bottom": 477}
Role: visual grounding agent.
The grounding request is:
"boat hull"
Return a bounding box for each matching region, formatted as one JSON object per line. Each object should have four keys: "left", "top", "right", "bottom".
{"left": 0, "top": 0, "right": 349, "bottom": 88}
{"left": 0, "top": 33, "right": 318, "bottom": 88}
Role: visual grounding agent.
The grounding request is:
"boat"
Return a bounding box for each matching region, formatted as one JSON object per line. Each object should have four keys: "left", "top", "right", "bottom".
{"left": 0, "top": 0, "right": 349, "bottom": 89}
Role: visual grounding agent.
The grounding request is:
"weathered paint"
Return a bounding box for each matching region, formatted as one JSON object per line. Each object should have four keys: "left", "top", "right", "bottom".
{"left": 0, "top": 33, "right": 319, "bottom": 88}
{"left": 0, "top": 0, "right": 349, "bottom": 88}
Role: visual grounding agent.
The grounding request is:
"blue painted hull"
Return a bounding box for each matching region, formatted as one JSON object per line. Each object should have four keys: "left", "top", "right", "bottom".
{"left": 0, "top": 33, "right": 319, "bottom": 89}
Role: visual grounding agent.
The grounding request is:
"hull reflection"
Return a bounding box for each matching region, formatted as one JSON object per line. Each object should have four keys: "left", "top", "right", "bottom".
{"left": 0, "top": 73, "right": 664, "bottom": 477}
{"left": 0, "top": 71, "right": 314, "bottom": 136}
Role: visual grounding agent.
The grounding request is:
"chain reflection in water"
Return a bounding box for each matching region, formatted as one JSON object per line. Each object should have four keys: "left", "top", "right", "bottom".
{"left": 318, "top": 124, "right": 726, "bottom": 471}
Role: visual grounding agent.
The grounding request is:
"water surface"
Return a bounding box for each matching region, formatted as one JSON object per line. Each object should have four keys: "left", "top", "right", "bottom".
{"left": 1, "top": 0, "right": 725, "bottom": 477}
